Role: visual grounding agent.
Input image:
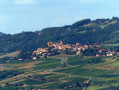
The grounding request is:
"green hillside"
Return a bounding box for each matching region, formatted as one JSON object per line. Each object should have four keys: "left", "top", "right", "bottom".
{"left": 0, "top": 55, "right": 119, "bottom": 90}
{"left": 0, "top": 32, "right": 4, "bottom": 36}
{"left": 1, "top": 17, "right": 119, "bottom": 53}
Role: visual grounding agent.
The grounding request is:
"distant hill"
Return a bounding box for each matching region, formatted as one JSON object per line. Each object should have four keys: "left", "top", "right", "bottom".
{"left": 1, "top": 17, "right": 119, "bottom": 53}
{"left": 0, "top": 32, "right": 4, "bottom": 36}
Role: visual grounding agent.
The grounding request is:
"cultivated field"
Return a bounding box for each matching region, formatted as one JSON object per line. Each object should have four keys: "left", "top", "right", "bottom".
{"left": 0, "top": 55, "right": 119, "bottom": 90}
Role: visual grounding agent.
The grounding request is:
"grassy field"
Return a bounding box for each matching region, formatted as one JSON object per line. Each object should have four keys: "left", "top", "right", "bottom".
{"left": 101, "top": 43, "right": 119, "bottom": 47}
{"left": 100, "top": 20, "right": 117, "bottom": 29}
{"left": 0, "top": 55, "right": 119, "bottom": 90}
{"left": 0, "top": 51, "right": 20, "bottom": 58}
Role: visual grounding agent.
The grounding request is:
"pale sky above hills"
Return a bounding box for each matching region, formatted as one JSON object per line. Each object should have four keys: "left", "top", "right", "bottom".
{"left": 0, "top": 0, "right": 118, "bottom": 34}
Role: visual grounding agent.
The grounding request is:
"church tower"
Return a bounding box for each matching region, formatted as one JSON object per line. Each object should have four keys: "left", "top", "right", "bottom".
{"left": 60, "top": 41, "right": 63, "bottom": 45}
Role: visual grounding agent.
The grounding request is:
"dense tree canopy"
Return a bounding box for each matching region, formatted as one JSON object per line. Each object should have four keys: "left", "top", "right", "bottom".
{"left": 1, "top": 17, "right": 119, "bottom": 53}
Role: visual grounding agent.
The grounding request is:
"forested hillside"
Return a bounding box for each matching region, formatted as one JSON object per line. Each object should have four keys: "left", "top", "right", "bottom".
{"left": 1, "top": 17, "right": 119, "bottom": 53}
{"left": 0, "top": 32, "right": 4, "bottom": 36}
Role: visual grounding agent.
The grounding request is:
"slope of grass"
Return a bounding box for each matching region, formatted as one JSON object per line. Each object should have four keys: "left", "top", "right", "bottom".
{"left": 1, "top": 55, "right": 119, "bottom": 90}
{"left": 0, "top": 52, "right": 20, "bottom": 58}
{"left": 0, "top": 87, "right": 18, "bottom": 90}
{"left": 34, "top": 58, "right": 61, "bottom": 70}
{"left": 100, "top": 20, "right": 117, "bottom": 29}
{"left": 22, "top": 79, "right": 45, "bottom": 85}
{"left": 102, "top": 43, "right": 119, "bottom": 47}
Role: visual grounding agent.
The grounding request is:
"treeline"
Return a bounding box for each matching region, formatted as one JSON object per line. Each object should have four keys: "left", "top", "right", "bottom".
{"left": 0, "top": 17, "right": 119, "bottom": 53}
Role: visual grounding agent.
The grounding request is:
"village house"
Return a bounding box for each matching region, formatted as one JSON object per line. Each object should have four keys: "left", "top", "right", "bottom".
{"left": 107, "top": 51, "right": 113, "bottom": 56}
{"left": 76, "top": 51, "right": 81, "bottom": 55}
{"left": 98, "top": 49, "right": 106, "bottom": 53}
{"left": 33, "top": 48, "right": 48, "bottom": 55}
{"left": 76, "top": 43, "right": 81, "bottom": 46}
{"left": 32, "top": 57, "right": 37, "bottom": 60}
{"left": 32, "top": 41, "right": 109, "bottom": 57}
{"left": 33, "top": 41, "right": 89, "bottom": 57}
{"left": 96, "top": 54, "right": 100, "bottom": 57}
{"left": 47, "top": 41, "right": 54, "bottom": 47}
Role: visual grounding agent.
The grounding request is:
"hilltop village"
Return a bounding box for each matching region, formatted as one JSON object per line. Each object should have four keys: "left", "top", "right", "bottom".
{"left": 31, "top": 41, "right": 116, "bottom": 60}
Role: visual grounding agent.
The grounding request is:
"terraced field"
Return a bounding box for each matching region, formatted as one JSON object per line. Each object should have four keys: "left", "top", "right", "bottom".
{"left": 0, "top": 55, "right": 119, "bottom": 90}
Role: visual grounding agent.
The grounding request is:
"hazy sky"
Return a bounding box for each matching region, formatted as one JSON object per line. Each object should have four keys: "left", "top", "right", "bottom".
{"left": 0, "top": 0, "right": 119, "bottom": 34}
